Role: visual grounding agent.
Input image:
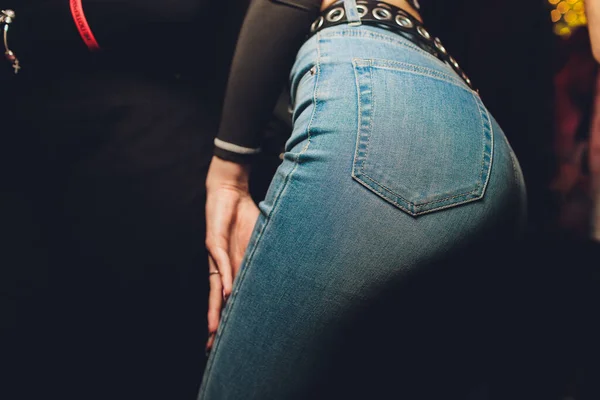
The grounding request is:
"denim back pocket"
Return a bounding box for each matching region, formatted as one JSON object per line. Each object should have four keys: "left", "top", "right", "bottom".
{"left": 352, "top": 58, "right": 493, "bottom": 216}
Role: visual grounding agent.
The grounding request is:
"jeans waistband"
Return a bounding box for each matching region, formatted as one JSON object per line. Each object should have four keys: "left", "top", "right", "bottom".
{"left": 308, "top": 0, "right": 475, "bottom": 90}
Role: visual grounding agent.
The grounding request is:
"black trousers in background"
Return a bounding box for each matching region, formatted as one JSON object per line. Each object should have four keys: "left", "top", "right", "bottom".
{"left": 1, "top": 70, "right": 215, "bottom": 400}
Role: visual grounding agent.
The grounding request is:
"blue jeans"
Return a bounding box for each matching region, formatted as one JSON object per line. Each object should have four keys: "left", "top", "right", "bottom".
{"left": 199, "top": 14, "right": 527, "bottom": 400}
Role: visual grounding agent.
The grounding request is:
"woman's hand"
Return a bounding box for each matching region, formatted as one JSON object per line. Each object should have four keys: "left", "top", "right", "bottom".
{"left": 205, "top": 156, "right": 259, "bottom": 354}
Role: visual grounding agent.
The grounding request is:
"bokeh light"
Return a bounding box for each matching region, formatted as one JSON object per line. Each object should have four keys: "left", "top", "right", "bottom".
{"left": 549, "top": 0, "right": 587, "bottom": 36}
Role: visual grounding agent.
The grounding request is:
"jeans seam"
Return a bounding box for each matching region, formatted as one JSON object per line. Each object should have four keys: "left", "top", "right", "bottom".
{"left": 295, "top": 31, "right": 321, "bottom": 160}
{"left": 473, "top": 91, "right": 493, "bottom": 196}
{"left": 351, "top": 60, "right": 362, "bottom": 180}
{"left": 292, "top": 67, "right": 316, "bottom": 113}
{"left": 197, "top": 32, "right": 322, "bottom": 399}
{"left": 361, "top": 61, "right": 375, "bottom": 179}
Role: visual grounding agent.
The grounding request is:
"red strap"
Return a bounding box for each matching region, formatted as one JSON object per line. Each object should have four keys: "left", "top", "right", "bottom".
{"left": 70, "top": 0, "right": 101, "bottom": 51}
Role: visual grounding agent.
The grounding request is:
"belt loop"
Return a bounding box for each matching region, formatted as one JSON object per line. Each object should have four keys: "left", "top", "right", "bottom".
{"left": 343, "top": 0, "right": 362, "bottom": 26}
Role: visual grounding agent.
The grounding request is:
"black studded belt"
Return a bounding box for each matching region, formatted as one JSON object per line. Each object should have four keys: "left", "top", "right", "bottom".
{"left": 308, "top": 0, "right": 475, "bottom": 90}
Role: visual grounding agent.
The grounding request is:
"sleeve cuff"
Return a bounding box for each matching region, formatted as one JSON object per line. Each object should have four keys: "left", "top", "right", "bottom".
{"left": 214, "top": 138, "right": 261, "bottom": 155}
{"left": 213, "top": 138, "right": 261, "bottom": 164}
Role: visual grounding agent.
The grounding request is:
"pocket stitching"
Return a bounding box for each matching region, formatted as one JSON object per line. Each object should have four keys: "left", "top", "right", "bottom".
{"left": 352, "top": 59, "right": 492, "bottom": 215}
{"left": 357, "top": 171, "right": 482, "bottom": 209}
{"left": 357, "top": 60, "right": 475, "bottom": 205}
{"left": 361, "top": 61, "right": 376, "bottom": 182}
{"left": 355, "top": 58, "right": 471, "bottom": 92}
{"left": 471, "top": 90, "right": 494, "bottom": 197}
{"left": 324, "top": 29, "right": 445, "bottom": 67}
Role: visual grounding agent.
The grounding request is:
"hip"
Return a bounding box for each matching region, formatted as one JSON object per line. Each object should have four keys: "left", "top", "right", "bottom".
{"left": 286, "top": 24, "right": 525, "bottom": 217}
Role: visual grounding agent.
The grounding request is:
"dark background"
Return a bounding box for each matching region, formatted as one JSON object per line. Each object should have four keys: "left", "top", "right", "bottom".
{"left": 2, "top": 1, "right": 599, "bottom": 399}
{"left": 426, "top": 2, "right": 600, "bottom": 398}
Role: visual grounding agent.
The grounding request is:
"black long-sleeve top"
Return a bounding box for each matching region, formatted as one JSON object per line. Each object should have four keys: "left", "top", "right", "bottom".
{"left": 5, "top": 0, "right": 316, "bottom": 161}
{"left": 212, "top": 0, "right": 321, "bottom": 163}
{"left": 213, "top": 0, "right": 427, "bottom": 163}
{"left": 7, "top": 1, "right": 425, "bottom": 164}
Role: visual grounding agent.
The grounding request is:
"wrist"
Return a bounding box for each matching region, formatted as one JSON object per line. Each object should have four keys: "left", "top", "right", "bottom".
{"left": 206, "top": 156, "right": 251, "bottom": 191}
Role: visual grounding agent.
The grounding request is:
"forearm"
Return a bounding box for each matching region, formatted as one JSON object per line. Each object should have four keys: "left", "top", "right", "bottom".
{"left": 588, "top": 0, "right": 600, "bottom": 62}
{"left": 213, "top": 0, "right": 320, "bottom": 163}
{"left": 206, "top": 156, "right": 252, "bottom": 191}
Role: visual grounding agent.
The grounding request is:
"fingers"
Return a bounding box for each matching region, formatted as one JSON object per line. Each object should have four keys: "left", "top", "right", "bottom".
{"left": 209, "top": 245, "right": 233, "bottom": 300}
{"left": 204, "top": 185, "right": 257, "bottom": 356}
{"left": 205, "top": 190, "right": 237, "bottom": 299}
{"left": 206, "top": 255, "right": 223, "bottom": 354}
{"left": 231, "top": 199, "right": 260, "bottom": 278}
{"left": 229, "top": 230, "right": 245, "bottom": 280}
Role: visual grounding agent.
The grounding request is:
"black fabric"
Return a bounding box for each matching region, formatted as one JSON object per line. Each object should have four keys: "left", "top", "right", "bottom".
{"left": 1, "top": 2, "right": 253, "bottom": 400}
{"left": 215, "top": 0, "right": 320, "bottom": 157}
{"left": 2, "top": 72, "right": 211, "bottom": 400}
{"left": 273, "top": 0, "right": 321, "bottom": 11}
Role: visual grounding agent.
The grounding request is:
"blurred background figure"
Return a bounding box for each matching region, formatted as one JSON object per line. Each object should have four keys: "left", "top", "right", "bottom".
{"left": 591, "top": 74, "right": 600, "bottom": 241}
{"left": 552, "top": 27, "right": 599, "bottom": 239}
{"left": 586, "top": 0, "right": 600, "bottom": 241}
{"left": 587, "top": 0, "right": 600, "bottom": 59}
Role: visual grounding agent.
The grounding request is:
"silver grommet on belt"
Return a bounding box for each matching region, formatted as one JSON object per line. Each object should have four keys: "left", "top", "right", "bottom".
{"left": 433, "top": 37, "right": 446, "bottom": 54}
{"left": 449, "top": 56, "right": 460, "bottom": 70}
{"left": 373, "top": 7, "right": 392, "bottom": 20}
{"left": 462, "top": 73, "right": 471, "bottom": 85}
{"left": 395, "top": 14, "right": 414, "bottom": 29}
{"left": 416, "top": 25, "right": 431, "bottom": 40}
{"left": 311, "top": 16, "right": 324, "bottom": 33}
{"left": 356, "top": 4, "right": 368, "bottom": 18}
{"left": 326, "top": 7, "right": 345, "bottom": 23}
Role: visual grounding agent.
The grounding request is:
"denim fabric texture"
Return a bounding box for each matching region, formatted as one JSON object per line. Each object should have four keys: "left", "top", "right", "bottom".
{"left": 199, "top": 2, "right": 527, "bottom": 398}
